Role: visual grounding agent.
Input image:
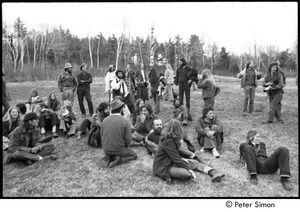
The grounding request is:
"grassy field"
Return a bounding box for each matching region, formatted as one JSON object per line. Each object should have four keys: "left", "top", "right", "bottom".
{"left": 2, "top": 76, "right": 298, "bottom": 197}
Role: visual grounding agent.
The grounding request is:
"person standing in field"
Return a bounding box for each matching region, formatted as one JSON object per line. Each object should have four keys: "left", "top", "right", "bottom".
{"left": 237, "top": 61, "right": 262, "bottom": 115}
{"left": 174, "top": 58, "right": 193, "bottom": 121}
{"left": 76, "top": 63, "right": 94, "bottom": 118}
{"left": 135, "top": 63, "right": 149, "bottom": 102}
{"left": 57, "top": 63, "right": 78, "bottom": 104}
{"left": 239, "top": 130, "right": 293, "bottom": 190}
{"left": 2, "top": 69, "right": 11, "bottom": 117}
{"left": 164, "top": 63, "right": 174, "bottom": 102}
{"left": 149, "top": 63, "right": 160, "bottom": 114}
{"left": 262, "top": 62, "right": 284, "bottom": 124}
{"left": 100, "top": 98, "right": 137, "bottom": 168}
{"left": 197, "top": 69, "right": 220, "bottom": 109}
{"left": 105, "top": 65, "right": 116, "bottom": 103}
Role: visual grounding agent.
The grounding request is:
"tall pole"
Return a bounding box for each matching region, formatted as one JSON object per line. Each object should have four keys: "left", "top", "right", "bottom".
{"left": 150, "top": 25, "right": 154, "bottom": 67}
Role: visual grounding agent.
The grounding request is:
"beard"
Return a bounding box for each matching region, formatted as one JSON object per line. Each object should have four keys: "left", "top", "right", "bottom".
{"left": 154, "top": 127, "right": 162, "bottom": 135}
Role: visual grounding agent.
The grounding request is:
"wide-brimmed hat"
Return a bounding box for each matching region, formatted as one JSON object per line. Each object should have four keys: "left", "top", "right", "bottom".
{"left": 115, "top": 70, "right": 125, "bottom": 79}
{"left": 23, "top": 112, "right": 38, "bottom": 122}
{"left": 110, "top": 99, "right": 125, "bottom": 111}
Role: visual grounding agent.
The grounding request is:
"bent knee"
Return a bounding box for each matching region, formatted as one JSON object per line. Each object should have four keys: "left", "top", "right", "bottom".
{"left": 278, "top": 146, "right": 289, "bottom": 154}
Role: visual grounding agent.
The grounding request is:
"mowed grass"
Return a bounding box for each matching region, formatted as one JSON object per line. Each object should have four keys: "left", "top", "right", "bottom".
{"left": 3, "top": 76, "right": 298, "bottom": 197}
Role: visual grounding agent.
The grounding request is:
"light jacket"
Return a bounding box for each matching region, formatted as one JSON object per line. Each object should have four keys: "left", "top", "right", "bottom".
{"left": 237, "top": 68, "right": 262, "bottom": 88}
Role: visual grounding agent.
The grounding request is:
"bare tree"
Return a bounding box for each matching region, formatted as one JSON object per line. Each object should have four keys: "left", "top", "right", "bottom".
{"left": 88, "top": 36, "right": 93, "bottom": 69}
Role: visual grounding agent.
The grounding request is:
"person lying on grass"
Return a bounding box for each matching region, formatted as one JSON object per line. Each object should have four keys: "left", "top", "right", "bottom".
{"left": 100, "top": 98, "right": 137, "bottom": 168}
{"left": 58, "top": 100, "right": 76, "bottom": 137}
{"left": 239, "top": 130, "right": 293, "bottom": 190}
{"left": 153, "top": 119, "right": 225, "bottom": 185}
{"left": 3, "top": 112, "right": 57, "bottom": 166}
{"left": 77, "top": 101, "right": 110, "bottom": 141}
{"left": 2, "top": 106, "right": 22, "bottom": 150}
{"left": 195, "top": 106, "right": 223, "bottom": 158}
{"left": 173, "top": 98, "right": 189, "bottom": 126}
{"left": 131, "top": 104, "right": 157, "bottom": 146}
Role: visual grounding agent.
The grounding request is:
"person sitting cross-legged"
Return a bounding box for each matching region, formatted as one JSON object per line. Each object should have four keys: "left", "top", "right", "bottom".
{"left": 153, "top": 119, "right": 224, "bottom": 185}
{"left": 39, "top": 103, "right": 59, "bottom": 138}
{"left": 239, "top": 130, "right": 293, "bottom": 190}
{"left": 100, "top": 98, "right": 137, "bottom": 168}
{"left": 131, "top": 104, "right": 157, "bottom": 146}
{"left": 3, "top": 112, "right": 57, "bottom": 166}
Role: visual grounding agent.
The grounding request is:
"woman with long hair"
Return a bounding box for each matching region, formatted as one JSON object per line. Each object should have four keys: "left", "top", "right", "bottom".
{"left": 46, "top": 92, "right": 61, "bottom": 112}
{"left": 153, "top": 119, "right": 224, "bottom": 184}
{"left": 197, "top": 69, "right": 219, "bottom": 109}
{"left": 237, "top": 61, "right": 262, "bottom": 115}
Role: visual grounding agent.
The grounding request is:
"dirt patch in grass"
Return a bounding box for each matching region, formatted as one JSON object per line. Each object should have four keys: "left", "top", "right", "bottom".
{"left": 3, "top": 77, "right": 298, "bottom": 197}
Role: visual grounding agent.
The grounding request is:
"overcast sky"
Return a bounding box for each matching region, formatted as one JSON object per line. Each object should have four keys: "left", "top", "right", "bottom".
{"left": 2, "top": 2, "right": 298, "bottom": 54}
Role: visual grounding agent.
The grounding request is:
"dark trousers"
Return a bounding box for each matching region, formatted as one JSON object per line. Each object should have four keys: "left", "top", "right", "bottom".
{"left": 137, "top": 85, "right": 148, "bottom": 102}
{"left": 151, "top": 91, "right": 160, "bottom": 114}
{"left": 244, "top": 86, "right": 256, "bottom": 113}
{"left": 2, "top": 97, "right": 10, "bottom": 117}
{"left": 125, "top": 94, "right": 135, "bottom": 115}
{"left": 179, "top": 83, "right": 191, "bottom": 112}
{"left": 77, "top": 87, "right": 94, "bottom": 115}
{"left": 268, "top": 92, "right": 283, "bottom": 122}
{"left": 104, "top": 147, "right": 137, "bottom": 167}
{"left": 79, "top": 118, "right": 92, "bottom": 134}
{"left": 243, "top": 145, "right": 291, "bottom": 177}
{"left": 11, "top": 144, "right": 55, "bottom": 162}
{"left": 39, "top": 113, "right": 58, "bottom": 131}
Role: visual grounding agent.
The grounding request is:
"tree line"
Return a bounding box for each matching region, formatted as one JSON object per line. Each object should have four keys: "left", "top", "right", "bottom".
{"left": 2, "top": 17, "right": 298, "bottom": 81}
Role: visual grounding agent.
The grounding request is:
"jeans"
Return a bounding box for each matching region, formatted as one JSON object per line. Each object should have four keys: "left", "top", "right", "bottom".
{"left": 242, "top": 145, "right": 290, "bottom": 177}
{"left": 2, "top": 97, "right": 10, "bottom": 117}
{"left": 77, "top": 87, "right": 94, "bottom": 115}
{"left": 39, "top": 113, "right": 59, "bottom": 132}
{"left": 137, "top": 84, "right": 148, "bottom": 102}
{"left": 11, "top": 144, "right": 55, "bottom": 162}
{"left": 104, "top": 147, "right": 137, "bottom": 166}
{"left": 59, "top": 119, "right": 76, "bottom": 135}
{"left": 62, "top": 87, "right": 75, "bottom": 104}
{"left": 179, "top": 83, "right": 191, "bottom": 112}
{"left": 244, "top": 86, "right": 256, "bottom": 113}
{"left": 152, "top": 91, "right": 160, "bottom": 114}
{"left": 268, "top": 92, "right": 283, "bottom": 122}
{"left": 170, "top": 160, "right": 213, "bottom": 179}
{"left": 78, "top": 118, "right": 92, "bottom": 134}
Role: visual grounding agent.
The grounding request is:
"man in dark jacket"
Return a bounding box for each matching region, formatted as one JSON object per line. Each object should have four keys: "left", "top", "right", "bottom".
{"left": 2, "top": 69, "right": 10, "bottom": 117}
{"left": 239, "top": 130, "right": 293, "bottom": 190}
{"left": 77, "top": 63, "right": 94, "bottom": 118}
{"left": 100, "top": 99, "right": 137, "bottom": 168}
{"left": 4, "top": 112, "right": 57, "bottom": 166}
{"left": 57, "top": 63, "right": 78, "bottom": 104}
{"left": 149, "top": 65, "right": 160, "bottom": 114}
{"left": 174, "top": 58, "right": 193, "bottom": 120}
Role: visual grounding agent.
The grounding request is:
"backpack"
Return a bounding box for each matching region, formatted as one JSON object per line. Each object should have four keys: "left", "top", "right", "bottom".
{"left": 214, "top": 86, "right": 221, "bottom": 97}
{"left": 87, "top": 125, "right": 101, "bottom": 148}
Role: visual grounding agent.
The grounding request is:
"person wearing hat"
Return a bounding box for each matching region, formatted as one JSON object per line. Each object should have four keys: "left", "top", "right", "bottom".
{"left": 100, "top": 98, "right": 137, "bottom": 168}
{"left": 57, "top": 62, "right": 78, "bottom": 104}
{"left": 174, "top": 58, "right": 193, "bottom": 121}
{"left": 262, "top": 62, "right": 284, "bottom": 124}
{"left": 239, "top": 130, "right": 293, "bottom": 190}
{"left": 76, "top": 63, "right": 94, "bottom": 118}
{"left": 77, "top": 101, "right": 110, "bottom": 141}
{"left": 135, "top": 63, "right": 149, "bottom": 102}
{"left": 105, "top": 65, "right": 116, "bottom": 103}
{"left": 3, "top": 112, "right": 57, "bottom": 166}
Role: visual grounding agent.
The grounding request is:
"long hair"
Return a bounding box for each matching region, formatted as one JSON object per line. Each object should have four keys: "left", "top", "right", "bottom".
{"left": 202, "top": 69, "right": 216, "bottom": 86}
{"left": 268, "top": 62, "right": 278, "bottom": 74}
{"left": 2, "top": 106, "right": 22, "bottom": 131}
{"left": 246, "top": 130, "right": 259, "bottom": 143}
{"left": 47, "top": 92, "right": 59, "bottom": 110}
{"left": 202, "top": 106, "right": 214, "bottom": 118}
{"left": 245, "top": 61, "right": 251, "bottom": 70}
{"left": 30, "top": 88, "right": 39, "bottom": 97}
{"left": 162, "top": 119, "right": 183, "bottom": 141}
{"left": 135, "top": 98, "right": 144, "bottom": 114}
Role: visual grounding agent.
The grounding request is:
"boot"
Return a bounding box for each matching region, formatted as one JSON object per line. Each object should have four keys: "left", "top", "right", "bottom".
{"left": 250, "top": 174, "right": 258, "bottom": 185}
{"left": 208, "top": 169, "right": 225, "bottom": 183}
{"left": 108, "top": 156, "right": 122, "bottom": 168}
{"left": 182, "top": 119, "right": 188, "bottom": 126}
{"left": 193, "top": 155, "right": 204, "bottom": 164}
{"left": 281, "top": 177, "right": 293, "bottom": 190}
{"left": 212, "top": 148, "right": 220, "bottom": 158}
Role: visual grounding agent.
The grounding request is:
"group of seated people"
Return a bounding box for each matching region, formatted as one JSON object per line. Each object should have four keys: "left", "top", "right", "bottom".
{"left": 2, "top": 84, "right": 293, "bottom": 191}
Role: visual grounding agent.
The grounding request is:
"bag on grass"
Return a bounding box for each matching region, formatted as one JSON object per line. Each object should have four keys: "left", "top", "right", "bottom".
{"left": 87, "top": 125, "right": 101, "bottom": 148}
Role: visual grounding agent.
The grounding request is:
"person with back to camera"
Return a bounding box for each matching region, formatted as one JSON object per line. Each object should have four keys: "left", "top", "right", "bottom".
{"left": 239, "top": 130, "right": 293, "bottom": 190}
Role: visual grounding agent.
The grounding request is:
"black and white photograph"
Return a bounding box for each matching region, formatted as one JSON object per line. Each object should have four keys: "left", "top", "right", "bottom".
{"left": 1, "top": 2, "right": 298, "bottom": 201}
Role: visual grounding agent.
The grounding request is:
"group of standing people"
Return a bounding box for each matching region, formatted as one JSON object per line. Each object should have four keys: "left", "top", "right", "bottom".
{"left": 2, "top": 58, "right": 295, "bottom": 191}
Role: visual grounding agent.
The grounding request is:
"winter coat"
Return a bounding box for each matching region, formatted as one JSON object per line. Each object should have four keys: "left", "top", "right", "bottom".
{"left": 153, "top": 136, "right": 189, "bottom": 180}
{"left": 197, "top": 79, "right": 217, "bottom": 99}
{"left": 57, "top": 72, "right": 78, "bottom": 92}
{"left": 174, "top": 65, "right": 192, "bottom": 85}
